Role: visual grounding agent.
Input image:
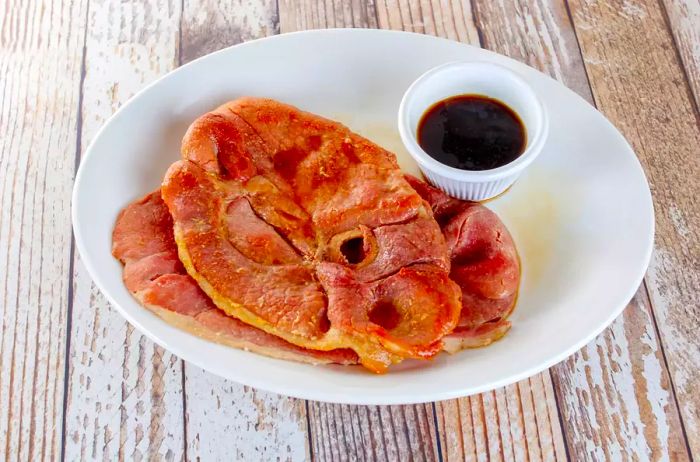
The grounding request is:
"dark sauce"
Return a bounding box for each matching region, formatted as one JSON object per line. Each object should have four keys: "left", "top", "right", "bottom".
{"left": 417, "top": 95, "right": 526, "bottom": 171}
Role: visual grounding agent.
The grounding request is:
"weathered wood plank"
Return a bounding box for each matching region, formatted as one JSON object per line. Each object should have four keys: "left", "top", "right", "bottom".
{"left": 63, "top": 1, "right": 186, "bottom": 460}
{"left": 471, "top": 0, "right": 591, "bottom": 99}
{"left": 567, "top": 0, "right": 700, "bottom": 457}
{"left": 180, "top": 0, "right": 279, "bottom": 64}
{"left": 280, "top": 0, "right": 378, "bottom": 31}
{"left": 0, "top": 0, "right": 87, "bottom": 460}
{"left": 435, "top": 375, "right": 568, "bottom": 461}
{"left": 661, "top": 0, "right": 700, "bottom": 108}
{"left": 179, "top": 3, "right": 311, "bottom": 460}
{"left": 374, "top": 0, "right": 479, "bottom": 43}
{"left": 471, "top": 0, "right": 693, "bottom": 459}
{"left": 183, "top": 365, "right": 309, "bottom": 461}
{"left": 555, "top": 289, "right": 690, "bottom": 460}
{"left": 308, "top": 403, "right": 440, "bottom": 461}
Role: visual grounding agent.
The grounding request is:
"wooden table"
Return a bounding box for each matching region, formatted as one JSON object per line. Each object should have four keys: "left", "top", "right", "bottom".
{"left": 2, "top": 0, "right": 699, "bottom": 460}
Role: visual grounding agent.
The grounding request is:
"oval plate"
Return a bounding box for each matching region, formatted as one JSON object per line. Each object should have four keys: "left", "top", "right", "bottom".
{"left": 72, "top": 29, "right": 654, "bottom": 405}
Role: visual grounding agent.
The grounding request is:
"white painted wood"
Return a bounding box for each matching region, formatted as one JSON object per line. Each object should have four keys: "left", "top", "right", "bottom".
{"left": 180, "top": 0, "right": 279, "bottom": 64}
{"left": 437, "top": 384, "right": 568, "bottom": 462}
{"left": 306, "top": 402, "right": 440, "bottom": 461}
{"left": 183, "top": 365, "right": 309, "bottom": 461}
{"left": 374, "top": 0, "right": 479, "bottom": 43}
{"left": 0, "top": 0, "right": 86, "bottom": 460}
{"left": 555, "top": 291, "right": 689, "bottom": 460}
{"left": 63, "top": 1, "right": 186, "bottom": 460}
{"left": 280, "top": 0, "right": 378, "bottom": 31}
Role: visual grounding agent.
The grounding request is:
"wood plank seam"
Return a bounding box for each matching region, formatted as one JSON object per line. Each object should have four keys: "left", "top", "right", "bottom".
{"left": 536, "top": 8, "right": 592, "bottom": 458}
{"left": 527, "top": 378, "right": 544, "bottom": 459}
{"left": 371, "top": 0, "right": 380, "bottom": 29}
{"left": 349, "top": 0, "right": 358, "bottom": 27}
{"left": 179, "top": 4, "right": 317, "bottom": 461}
{"left": 180, "top": 362, "right": 189, "bottom": 462}
{"left": 305, "top": 400, "right": 315, "bottom": 461}
{"left": 431, "top": 402, "right": 444, "bottom": 462}
{"left": 466, "top": 2, "right": 573, "bottom": 459}
{"left": 65, "top": 2, "right": 188, "bottom": 459}
{"left": 561, "top": 0, "right": 594, "bottom": 100}
{"left": 547, "top": 369, "right": 572, "bottom": 462}
{"left": 514, "top": 382, "right": 530, "bottom": 460}
{"left": 178, "top": 0, "right": 185, "bottom": 67}
{"left": 288, "top": 0, "right": 317, "bottom": 445}
{"left": 59, "top": 1, "right": 91, "bottom": 460}
{"left": 468, "top": 0, "right": 486, "bottom": 50}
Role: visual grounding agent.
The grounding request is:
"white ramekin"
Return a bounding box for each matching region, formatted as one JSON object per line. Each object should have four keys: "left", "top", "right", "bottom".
{"left": 398, "top": 61, "right": 548, "bottom": 201}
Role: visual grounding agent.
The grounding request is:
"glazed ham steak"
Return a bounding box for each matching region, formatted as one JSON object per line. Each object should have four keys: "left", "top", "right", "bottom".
{"left": 112, "top": 97, "right": 520, "bottom": 373}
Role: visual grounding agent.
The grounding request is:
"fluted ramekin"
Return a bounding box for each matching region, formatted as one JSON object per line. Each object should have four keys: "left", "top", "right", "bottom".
{"left": 398, "top": 61, "right": 548, "bottom": 201}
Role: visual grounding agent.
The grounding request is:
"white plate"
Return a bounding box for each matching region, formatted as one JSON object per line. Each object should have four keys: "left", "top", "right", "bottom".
{"left": 72, "top": 29, "right": 654, "bottom": 405}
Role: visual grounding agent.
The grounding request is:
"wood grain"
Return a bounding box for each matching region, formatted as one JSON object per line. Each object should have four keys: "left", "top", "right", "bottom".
{"left": 374, "top": 0, "right": 479, "bottom": 43}
{"left": 183, "top": 365, "right": 309, "bottom": 461}
{"left": 280, "top": 0, "right": 378, "bottom": 31}
{"left": 566, "top": 0, "right": 700, "bottom": 457}
{"left": 180, "top": 0, "right": 279, "bottom": 64}
{"left": 0, "top": 0, "right": 86, "bottom": 460}
{"left": 179, "top": 3, "right": 311, "bottom": 461}
{"left": 435, "top": 375, "right": 567, "bottom": 461}
{"left": 555, "top": 290, "right": 689, "bottom": 461}
{"left": 63, "top": 1, "right": 186, "bottom": 460}
{"left": 471, "top": 0, "right": 591, "bottom": 99}
{"left": 307, "top": 403, "right": 439, "bottom": 461}
{"left": 661, "top": 0, "right": 700, "bottom": 108}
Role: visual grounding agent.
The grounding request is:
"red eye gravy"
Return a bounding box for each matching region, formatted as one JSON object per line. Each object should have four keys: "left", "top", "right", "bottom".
{"left": 417, "top": 94, "right": 526, "bottom": 171}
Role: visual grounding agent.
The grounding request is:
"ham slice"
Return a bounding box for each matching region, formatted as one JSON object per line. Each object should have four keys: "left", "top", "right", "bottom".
{"left": 405, "top": 175, "right": 520, "bottom": 351}
{"left": 161, "top": 98, "right": 462, "bottom": 372}
{"left": 112, "top": 190, "right": 358, "bottom": 366}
